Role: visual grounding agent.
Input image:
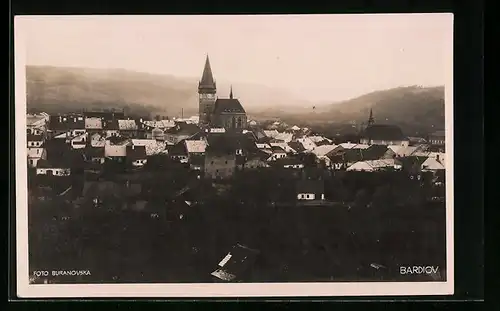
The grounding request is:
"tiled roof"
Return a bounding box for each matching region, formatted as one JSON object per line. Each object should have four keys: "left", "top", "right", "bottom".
{"left": 213, "top": 98, "right": 246, "bottom": 114}
{"left": 206, "top": 133, "right": 257, "bottom": 155}
{"left": 130, "top": 139, "right": 166, "bottom": 156}
{"left": 118, "top": 119, "right": 138, "bottom": 130}
{"left": 165, "top": 122, "right": 201, "bottom": 136}
{"left": 184, "top": 140, "right": 207, "bottom": 154}
{"left": 263, "top": 130, "right": 279, "bottom": 138}
{"left": 272, "top": 156, "right": 304, "bottom": 167}
{"left": 85, "top": 117, "right": 103, "bottom": 130}
{"left": 168, "top": 142, "right": 188, "bottom": 156}
{"left": 361, "top": 124, "right": 406, "bottom": 141}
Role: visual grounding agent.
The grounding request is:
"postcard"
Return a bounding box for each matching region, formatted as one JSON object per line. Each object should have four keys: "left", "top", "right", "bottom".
{"left": 15, "top": 13, "right": 454, "bottom": 298}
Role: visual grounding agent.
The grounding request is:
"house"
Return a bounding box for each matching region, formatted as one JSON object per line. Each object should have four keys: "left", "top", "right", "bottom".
{"left": 270, "top": 142, "right": 297, "bottom": 154}
{"left": 48, "top": 114, "right": 85, "bottom": 133}
{"left": 211, "top": 244, "right": 260, "bottom": 282}
{"left": 84, "top": 146, "right": 105, "bottom": 164}
{"left": 387, "top": 145, "right": 422, "bottom": 158}
{"left": 267, "top": 146, "right": 287, "bottom": 161}
{"left": 359, "top": 124, "right": 409, "bottom": 146}
{"left": 346, "top": 159, "right": 402, "bottom": 172}
{"left": 204, "top": 134, "right": 239, "bottom": 180}
{"left": 287, "top": 141, "right": 306, "bottom": 154}
{"left": 129, "top": 139, "right": 167, "bottom": 156}
{"left": 297, "top": 137, "right": 317, "bottom": 151}
{"left": 164, "top": 122, "right": 201, "bottom": 145}
{"left": 27, "top": 133, "right": 44, "bottom": 148}
{"left": 263, "top": 129, "right": 280, "bottom": 139}
{"left": 27, "top": 113, "right": 49, "bottom": 135}
{"left": 70, "top": 133, "right": 88, "bottom": 150}
{"left": 421, "top": 156, "right": 445, "bottom": 172}
{"left": 126, "top": 145, "right": 148, "bottom": 167}
{"left": 103, "top": 119, "right": 120, "bottom": 138}
{"left": 271, "top": 156, "right": 305, "bottom": 169}
{"left": 407, "top": 136, "right": 428, "bottom": 145}
{"left": 310, "top": 144, "right": 338, "bottom": 165}
{"left": 90, "top": 133, "right": 106, "bottom": 147}
{"left": 36, "top": 159, "right": 71, "bottom": 176}
{"left": 184, "top": 139, "right": 208, "bottom": 170}
{"left": 84, "top": 117, "right": 103, "bottom": 133}
{"left": 296, "top": 179, "right": 325, "bottom": 200}
{"left": 151, "top": 128, "right": 165, "bottom": 141}
{"left": 168, "top": 142, "right": 189, "bottom": 163}
{"left": 248, "top": 120, "right": 258, "bottom": 127}
{"left": 117, "top": 119, "right": 139, "bottom": 138}
{"left": 27, "top": 147, "right": 47, "bottom": 168}
{"left": 243, "top": 157, "right": 270, "bottom": 170}
{"left": 428, "top": 130, "right": 446, "bottom": 146}
{"left": 104, "top": 141, "right": 127, "bottom": 163}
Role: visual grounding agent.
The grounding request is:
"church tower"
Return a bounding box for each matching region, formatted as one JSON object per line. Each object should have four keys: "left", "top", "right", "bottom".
{"left": 367, "top": 108, "right": 375, "bottom": 127}
{"left": 198, "top": 55, "right": 217, "bottom": 126}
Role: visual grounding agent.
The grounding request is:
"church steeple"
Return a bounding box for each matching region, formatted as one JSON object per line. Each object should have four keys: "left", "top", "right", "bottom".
{"left": 229, "top": 85, "right": 233, "bottom": 99}
{"left": 199, "top": 55, "right": 216, "bottom": 89}
{"left": 367, "top": 108, "right": 375, "bottom": 126}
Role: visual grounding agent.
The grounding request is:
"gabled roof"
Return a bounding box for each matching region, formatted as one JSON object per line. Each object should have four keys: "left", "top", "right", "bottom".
{"left": 361, "top": 124, "right": 406, "bottom": 141}
{"left": 213, "top": 98, "right": 246, "bottom": 114}
{"left": 118, "top": 119, "right": 138, "bottom": 130}
{"left": 165, "top": 122, "right": 201, "bottom": 136}
{"left": 363, "top": 144, "right": 390, "bottom": 160}
{"left": 206, "top": 133, "right": 257, "bottom": 155}
{"left": 126, "top": 145, "right": 147, "bottom": 161}
{"left": 271, "top": 145, "right": 287, "bottom": 153}
{"left": 311, "top": 144, "right": 338, "bottom": 157}
{"left": 168, "top": 142, "right": 188, "bottom": 156}
{"left": 287, "top": 141, "right": 306, "bottom": 153}
{"left": 211, "top": 244, "right": 259, "bottom": 282}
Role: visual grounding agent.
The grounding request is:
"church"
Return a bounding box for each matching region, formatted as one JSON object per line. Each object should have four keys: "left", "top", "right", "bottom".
{"left": 197, "top": 55, "right": 247, "bottom": 131}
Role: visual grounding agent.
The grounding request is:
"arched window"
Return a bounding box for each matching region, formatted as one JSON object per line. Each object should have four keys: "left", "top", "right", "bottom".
{"left": 232, "top": 117, "right": 236, "bottom": 128}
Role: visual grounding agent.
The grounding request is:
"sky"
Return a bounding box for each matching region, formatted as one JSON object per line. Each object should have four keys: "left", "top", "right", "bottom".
{"left": 19, "top": 14, "right": 453, "bottom": 102}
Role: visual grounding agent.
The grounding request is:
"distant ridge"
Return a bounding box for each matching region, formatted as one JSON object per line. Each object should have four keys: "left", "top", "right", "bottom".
{"left": 25, "top": 66, "right": 445, "bottom": 129}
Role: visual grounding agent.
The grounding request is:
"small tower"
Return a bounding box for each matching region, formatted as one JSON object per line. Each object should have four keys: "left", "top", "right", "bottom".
{"left": 367, "top": 108, "right": 375, "bottom": 127}
{"left": 229, "top": 85, "right": 233, "bottom": 99}
{"left": 198, "top": 55, "right": 217, "bottom": 126}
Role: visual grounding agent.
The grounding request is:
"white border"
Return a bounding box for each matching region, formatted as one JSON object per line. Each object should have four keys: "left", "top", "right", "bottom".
{"left": 15, "top": 14, "right": 454, "bottom": 298}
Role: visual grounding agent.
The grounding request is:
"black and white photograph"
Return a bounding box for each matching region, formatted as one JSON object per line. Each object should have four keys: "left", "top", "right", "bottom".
{"left": 15, "top": 14, "right": 454, "bottom": 297}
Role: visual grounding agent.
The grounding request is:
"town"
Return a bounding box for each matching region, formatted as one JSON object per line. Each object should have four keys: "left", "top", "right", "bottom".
{"left": 27, "top": 56, "right": 447, "bottom": 284}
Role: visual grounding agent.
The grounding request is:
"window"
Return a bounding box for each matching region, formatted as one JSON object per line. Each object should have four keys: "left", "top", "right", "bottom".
{"left": 225, "top": 161, "right": 228, "bottom": 164}
{"left": 211, "top": 161, "right": 214, "bottom": 165}
{"left": 29, "top": 159, "right": 33, "bottom": 165}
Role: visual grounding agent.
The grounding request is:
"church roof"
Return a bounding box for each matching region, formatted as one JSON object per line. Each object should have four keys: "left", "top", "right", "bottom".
{"left": 199, "top": 55, "right": 216, "bottom": 89}
{"left": 213, "top": 98, "right": 246, "bottom": 114}
{"left": 360, "top": 124, "right": 406, "bottom": 141}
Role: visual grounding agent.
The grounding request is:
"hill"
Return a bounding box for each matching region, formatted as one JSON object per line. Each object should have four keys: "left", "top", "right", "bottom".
{"left": 25, "top": 66, "right": 315, "bottom": 118}
{"left": 282, "top": 86, "right": 445, "bottom": 131}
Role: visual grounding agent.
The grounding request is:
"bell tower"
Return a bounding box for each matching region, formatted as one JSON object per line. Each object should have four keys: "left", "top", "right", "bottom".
{"left": 198, "top": 55, "right": 217, "bottom": 126}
